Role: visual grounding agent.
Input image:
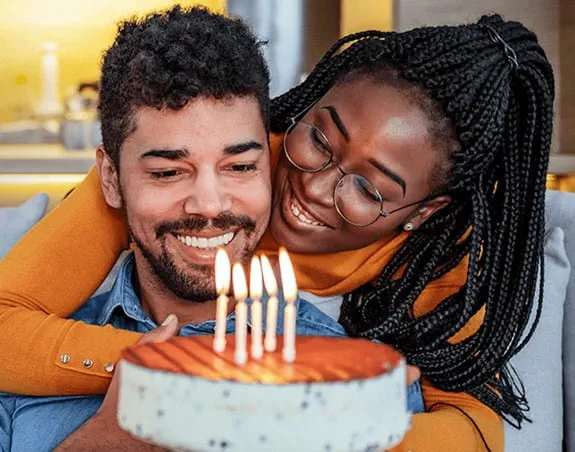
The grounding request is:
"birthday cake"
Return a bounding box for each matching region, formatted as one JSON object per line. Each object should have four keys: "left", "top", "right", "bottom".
{"left": 117, "top": 334, "right": 410, "bottom": 452}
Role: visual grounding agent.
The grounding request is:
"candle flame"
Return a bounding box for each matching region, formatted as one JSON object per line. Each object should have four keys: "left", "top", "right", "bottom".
{"left": 215, "top": 248, "right": 231, "bottom": 294}
{"left": 278, "top": 247, "right": 297, "bottom": 303}
{"left": 250, "top": 256, "right": 263, "bottom": 299}
{"left": 259, "top": 254, "right": 277, "bottom": 296}
{"left": 232, "top": 262, "right": 248, "bottom": 302}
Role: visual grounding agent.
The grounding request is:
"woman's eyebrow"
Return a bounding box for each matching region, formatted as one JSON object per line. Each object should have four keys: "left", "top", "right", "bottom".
{"left": 368, "top": 158, "right": 407, "bottom": 197}
{"left": 320, "top": 105, "right": 349, "bottom": 141}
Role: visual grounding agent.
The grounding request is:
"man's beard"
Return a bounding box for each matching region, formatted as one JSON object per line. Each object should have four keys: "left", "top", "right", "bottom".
{"left": 130, "top": 213, "right": 257, "bottom": 302}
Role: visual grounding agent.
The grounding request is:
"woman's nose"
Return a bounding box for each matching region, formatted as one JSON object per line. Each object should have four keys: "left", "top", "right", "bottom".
{"left": 301, "top": 164, "right": 342, "bottom": 207}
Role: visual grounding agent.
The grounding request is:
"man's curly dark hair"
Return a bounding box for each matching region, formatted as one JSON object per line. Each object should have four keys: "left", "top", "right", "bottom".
{"left": 99, "top": 5, "right": 270, "bottom": 167}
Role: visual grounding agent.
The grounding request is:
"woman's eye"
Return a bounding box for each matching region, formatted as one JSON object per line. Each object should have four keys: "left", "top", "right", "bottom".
{"left": 354, "top": 177, "right": 381, "bottom": 202}
{"left": 310, "top": 127, "right": 331, "bottom": 154}
{"left": 149, "top": 170, "right": 183, "bottom": 179}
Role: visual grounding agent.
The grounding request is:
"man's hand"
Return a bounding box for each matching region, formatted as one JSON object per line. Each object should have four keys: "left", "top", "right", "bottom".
{"left": 406, "top": 365, "right": 421, "bottom": 386}
{"left": 56, "top": 315, "right": 179, "bottom": 451}
{"left": 97, "top": 314, "right": 179, "bottom": 419}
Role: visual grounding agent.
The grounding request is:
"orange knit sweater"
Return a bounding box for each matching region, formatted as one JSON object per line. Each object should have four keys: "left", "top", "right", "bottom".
{"left": 0, "top": 135, "right": 502, "bottom": 451}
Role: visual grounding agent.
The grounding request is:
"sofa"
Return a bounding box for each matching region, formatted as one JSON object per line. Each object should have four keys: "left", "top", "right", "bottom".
{"left": 0, "top": 190, "right": 574, "bottom": 451}
{"left": 505, "top": 189, "right": 575, "bottom": 451}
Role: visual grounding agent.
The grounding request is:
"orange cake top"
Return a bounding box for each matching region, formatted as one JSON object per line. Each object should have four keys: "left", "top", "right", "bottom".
{"left": 122, "top": 335, "right": 403, "bottom": 384}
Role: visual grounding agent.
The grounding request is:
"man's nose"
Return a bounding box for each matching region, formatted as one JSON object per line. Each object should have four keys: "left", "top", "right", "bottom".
{"left": 183, "top": 170, "right": 231, "bottom": 218}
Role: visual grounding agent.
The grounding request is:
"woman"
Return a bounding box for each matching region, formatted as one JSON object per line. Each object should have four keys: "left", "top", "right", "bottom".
{"left": 0, "top": 14, "right": 553, "bottom": 451}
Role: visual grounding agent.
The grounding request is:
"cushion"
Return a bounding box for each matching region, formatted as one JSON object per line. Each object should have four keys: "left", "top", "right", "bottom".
{"left": 0, "top": 193, "right": 49, "bottom": 259}
{"left": 505, "top": 226, "right": 570, "bottom": 451}
{"left": 545, "top": 190, "right": 575, "bottom": 452}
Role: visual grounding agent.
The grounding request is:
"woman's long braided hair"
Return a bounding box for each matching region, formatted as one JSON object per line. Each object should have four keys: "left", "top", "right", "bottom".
{"left": 270, "top": 15, "right": 554, "bottom": 427}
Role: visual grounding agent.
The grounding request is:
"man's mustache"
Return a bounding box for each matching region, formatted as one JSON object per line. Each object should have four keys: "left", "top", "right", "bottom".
{"left": 155, "top": 213, "right": 256, "bottom": 239}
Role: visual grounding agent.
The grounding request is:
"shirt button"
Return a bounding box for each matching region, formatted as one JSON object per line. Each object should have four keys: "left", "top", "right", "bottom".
{"left": 60, "top": 354, "right": 71, "bottom": 364}
{"left": 83, "top": 359, "right": 94, "bottom": 369}
{"left": 104, "top": 362, "right": 115, "bottom": 373}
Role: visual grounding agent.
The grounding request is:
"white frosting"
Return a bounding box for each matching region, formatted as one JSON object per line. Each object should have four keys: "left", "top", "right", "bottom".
{"left": 118, "top": 359, "right": 411, "bottom": 452}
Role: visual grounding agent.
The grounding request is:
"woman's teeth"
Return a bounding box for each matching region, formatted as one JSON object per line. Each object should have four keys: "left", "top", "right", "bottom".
{"left": 290, "top": 201, "right": 325, "bottom": 227}
{"left": 176, "top": 232, "right": 235, "bottom": 249}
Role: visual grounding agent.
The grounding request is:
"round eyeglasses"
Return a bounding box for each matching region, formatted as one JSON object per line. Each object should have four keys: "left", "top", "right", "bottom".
{"left": 283, "top": 118, "right": 431, "bottom": 227}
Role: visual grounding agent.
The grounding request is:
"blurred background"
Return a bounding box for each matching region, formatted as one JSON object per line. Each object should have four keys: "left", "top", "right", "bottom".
{"left": 0, "top": 0, "right": 573, "bottom": 210}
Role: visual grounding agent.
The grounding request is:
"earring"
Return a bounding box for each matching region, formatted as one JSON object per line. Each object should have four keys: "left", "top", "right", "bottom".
{"left": 403, "top": 222, "right": 414, "bottom": 232}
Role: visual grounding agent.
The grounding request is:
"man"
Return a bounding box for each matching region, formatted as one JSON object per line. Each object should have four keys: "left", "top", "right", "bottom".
{"left": 0, "top": 6, "right": 271, "bottom": 451}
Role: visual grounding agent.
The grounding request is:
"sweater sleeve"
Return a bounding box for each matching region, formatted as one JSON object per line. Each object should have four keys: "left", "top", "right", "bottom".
{"left": 391, "top": 380, "right": 503, "bottom": 452}
{"left": 0, "top": 166, "right": 143, "bottom": 395}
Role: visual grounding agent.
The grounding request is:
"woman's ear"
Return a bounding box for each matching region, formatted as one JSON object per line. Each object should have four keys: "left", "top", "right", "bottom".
{"left": 96, "top": 147, "right": 122, "bottom": 209}
{"left": 402, "top": 195, "right": 451, "bottom": 231}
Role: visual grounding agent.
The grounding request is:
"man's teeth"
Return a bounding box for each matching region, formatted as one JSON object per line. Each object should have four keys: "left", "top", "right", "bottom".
{"left": 290, "top": 202, "right": 325, "bottom": 226}
{"left": 176, "top": 232, "right": 235, "bottom": 249}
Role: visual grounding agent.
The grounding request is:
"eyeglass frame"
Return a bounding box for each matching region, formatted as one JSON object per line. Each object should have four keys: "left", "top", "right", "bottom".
{"left": 282, "top": 109, "right": 436, "bottom": 227}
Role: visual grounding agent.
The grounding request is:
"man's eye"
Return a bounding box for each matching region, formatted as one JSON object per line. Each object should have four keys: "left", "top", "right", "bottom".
{"left": 149, "top": 170, "right": 182, "bottom": 179}
{"left": 229, "top": 164, "right": 257, "bottom": 173}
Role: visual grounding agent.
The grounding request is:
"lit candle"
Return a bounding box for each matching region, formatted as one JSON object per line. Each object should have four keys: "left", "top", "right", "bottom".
{"left": 249, "top": 256, "right": 264, "bottom": 360}
{"left": 233, "top": 262, "right": 248, "bottom": 365}
{"left": 260, "top": 255, "right": 279, "bottom": 352}
{"left": 213, "top": 248, "right": 231, "bottom": 352}
{"left": 279, "top": 247, "right": 298, "bottom": 362}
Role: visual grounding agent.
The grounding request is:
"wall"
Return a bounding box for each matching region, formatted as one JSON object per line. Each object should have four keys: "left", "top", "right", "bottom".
{"left": 302, "top": 0, "right": 340, "bottom": 75}
{"left": 560, "top": 0, "right": 575, "bottom": 154}
{"left": 0, "top": 0, "right": 224, "bottom": 123}
{"left": 394, "top": 0, "right": 562, "bottom": 153}
{"left": 340, "top": 0, "right": 393, "bottom": 36}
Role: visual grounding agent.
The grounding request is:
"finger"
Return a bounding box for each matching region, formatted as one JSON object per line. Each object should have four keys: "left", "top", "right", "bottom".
{"left": 406, "top": 365, "right": 421, "bottom": 386}
{"left": 137, "top": 314, "right": 179, "bottom": 345}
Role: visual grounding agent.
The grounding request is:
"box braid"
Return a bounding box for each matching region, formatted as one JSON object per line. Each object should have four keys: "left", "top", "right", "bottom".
{"left": 270, "top": 15, "right": 554, "bottom": 427}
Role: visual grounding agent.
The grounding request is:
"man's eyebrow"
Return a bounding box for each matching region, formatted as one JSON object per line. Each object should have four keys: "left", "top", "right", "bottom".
{"left": 223, "top": 141, "right": 263, "bottom": 155}
{"left": 368, "top": 158, "right": 407, "bottom": 197}
{"left": 320, "top": 105, "right": 350, "bottom": 141}
{"left": 139, "top": 149, "right": 189, "bottom": 160}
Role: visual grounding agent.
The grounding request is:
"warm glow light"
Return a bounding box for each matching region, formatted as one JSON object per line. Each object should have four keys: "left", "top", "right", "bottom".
{"left": 215, "top": 248, "right": 230, "bottom": 295}
{"left": 0, "top": 174, "right": 86, "bottom": 184}
{"left": 278, "top": 247, "right": 297, "bottom": 303}
{"left": 232, "top": 263, "right": 248, "bottom": 301}
{"left": 249, "top": 256, "right": 263, "bottom": 299}
{"left": 260, "top": 255, "right": 278, "bottom": 296}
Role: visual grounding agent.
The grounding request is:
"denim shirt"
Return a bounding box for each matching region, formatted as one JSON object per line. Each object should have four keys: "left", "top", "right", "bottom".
{"left": 0, "top": 254, "right": 424, "bottom": 452}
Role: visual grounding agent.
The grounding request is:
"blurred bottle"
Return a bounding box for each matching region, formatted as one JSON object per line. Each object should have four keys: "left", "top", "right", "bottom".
{"left": 61, "top": 82, "right": 101, "bottom": 150}
{"left": 36, "top": 41, "right": 63, "bottom": 119}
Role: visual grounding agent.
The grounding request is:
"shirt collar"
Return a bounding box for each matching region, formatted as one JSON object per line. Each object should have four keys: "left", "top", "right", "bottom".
{"left": 96, "top": 254, "right": 146, "bottom": 326}
{"left": 96, "top": 253, "right": 231, "bottom": 334}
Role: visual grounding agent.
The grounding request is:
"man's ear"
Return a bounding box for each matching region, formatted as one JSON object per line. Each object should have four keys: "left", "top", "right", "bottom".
{"left": 96, "top": 147, "right": 122, "bottom": 209}
{"left": 403, "top": 195, "right": 451, "bottom": 231}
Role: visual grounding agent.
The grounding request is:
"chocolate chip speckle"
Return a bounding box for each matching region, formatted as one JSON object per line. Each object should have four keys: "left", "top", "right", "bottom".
{"left": 157, "top": 409, "right": 164, "bottom": 417}
{"left": 259, "top": 435, "right": 267, "bottom": 443}
{"left": 209, "top": 439, "right": 216, "bottom": 447}
{"left": 220, "top": 440, "right": 229, "bottom": 449}
{"left": 222, "top": 389, "right": 230, "bottom": 398}
{"left": 137, "top": 386, "right": 146, "bottom": 400}
{"left": 301, "top": 401, "right": 309, "bottom": 410}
